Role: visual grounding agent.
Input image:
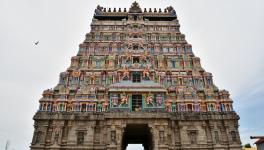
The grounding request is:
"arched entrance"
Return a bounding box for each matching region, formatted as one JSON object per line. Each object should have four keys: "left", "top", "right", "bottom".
{"left": 122, "top": 124, "right": 154, "bottom": 150}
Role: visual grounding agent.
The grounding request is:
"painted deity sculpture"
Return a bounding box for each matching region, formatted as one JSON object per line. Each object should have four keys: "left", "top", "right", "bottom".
{"left": 120, "top": 94, "right": 129, "bottom": 106}
{"left": 143, "top": 67, "right": 150, "bottom": 80}
{"left": 165, "top": 99, "right": 173, "bottom": 112}
{"left": 122, "top": 66, "right": 129, "bottom": 80}
{"left": 146, "top": 94, "right": 154, "bottom": 106}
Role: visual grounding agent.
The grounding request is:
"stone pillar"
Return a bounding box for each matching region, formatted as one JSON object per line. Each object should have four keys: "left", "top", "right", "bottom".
{"left": 157, "top": 125, "right": 169, "bottom": 150}
{"left": 203, "top": 121, "right": 213, "bottom": 149}
{"left": 107, "top": 124, "right": 123, "bottom": 150}
{"left": 174, "top": 121, "right": 182, "bottom": 150}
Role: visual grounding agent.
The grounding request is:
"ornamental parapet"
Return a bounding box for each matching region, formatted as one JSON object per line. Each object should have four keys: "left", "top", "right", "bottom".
{"left": 33, "top": 111, "right": 239, "bottom": 121}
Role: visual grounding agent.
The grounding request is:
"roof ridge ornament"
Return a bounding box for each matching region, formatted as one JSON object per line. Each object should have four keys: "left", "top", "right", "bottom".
{"left": 129, "top": 1, "right": 142, "bottom": 13}
{"left": 95, "top": 5, "right": 103, "bottom": 15}
{"left": 166, "top": 6, "right": 177, "bottom": 17}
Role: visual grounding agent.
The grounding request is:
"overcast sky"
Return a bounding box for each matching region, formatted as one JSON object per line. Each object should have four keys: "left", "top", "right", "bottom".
{"left": 0, "top": 0, "right": 263, "bottom": 149}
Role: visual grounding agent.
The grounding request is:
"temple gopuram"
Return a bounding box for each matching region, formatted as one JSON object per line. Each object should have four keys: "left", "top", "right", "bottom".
{"left": 30, "top": 2, "right": 242, "bottom": 150}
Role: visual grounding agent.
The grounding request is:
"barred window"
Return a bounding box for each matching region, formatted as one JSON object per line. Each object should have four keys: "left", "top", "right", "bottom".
{"left": 132, "top": 72, "right": 141, "bottom": 83}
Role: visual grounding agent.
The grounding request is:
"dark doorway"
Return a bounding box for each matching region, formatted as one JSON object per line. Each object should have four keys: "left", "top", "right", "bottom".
{"left": 122, "top": 124, "right": 153, "bottom": 150}
{"left": 132, "top": 95, "right": 142, "bottom": 111}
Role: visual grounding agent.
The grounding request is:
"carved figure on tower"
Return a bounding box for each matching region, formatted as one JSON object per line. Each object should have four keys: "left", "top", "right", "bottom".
{"left": 90, "top": 86, "right": 96, "bottom": 94}
{"left": 165, "top": 99, "right": 173, "bottom": 112}
{"left": 140, "top": 51, "right": 147, "bottom": 62}
{"left": 103, "top": 99, "right": 109, "bottom": 111}
{"left": 66, "top": 100, "right": 73, "bottom": 111}
{"left": 146, "top": 94, "right": 154, "bottom": 106}
{"left": 143, "top": 67, "right": 150, "bottom": 80}
{"left": 122, "top": 65, "right": 129, "bottom": 80}
{"left": 125, "top": 51, "right": 132, "bottom": 62}
{"left": 120, "top": 93, "right": 129, "bottom": 106}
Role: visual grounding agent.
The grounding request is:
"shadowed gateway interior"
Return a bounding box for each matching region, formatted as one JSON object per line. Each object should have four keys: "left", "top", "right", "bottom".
{"left": 122, "top": 124, "right": 153, "bottom": 150}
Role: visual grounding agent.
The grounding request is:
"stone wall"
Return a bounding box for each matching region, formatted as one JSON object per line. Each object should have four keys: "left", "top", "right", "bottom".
{"left": 30, "top": 111, "right": 242, "bottom": 150}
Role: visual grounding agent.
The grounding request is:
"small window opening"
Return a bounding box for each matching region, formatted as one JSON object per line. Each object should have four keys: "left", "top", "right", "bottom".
{"left": 133, "top": 57, "right": 139, "bottom": 63}
{"left": 134, "top": 15, "right": 138, "bottom": 21}
{"left": 133, "top": 45, "right": 139, "bottom": 50}
{"left": 132, "top": 72, "right": 141, "bottom": 83}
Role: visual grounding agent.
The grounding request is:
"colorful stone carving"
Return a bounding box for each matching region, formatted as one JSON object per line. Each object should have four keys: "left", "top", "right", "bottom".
{"left": 146, "top": 94, "right": 154, "bottom": 106}
{"left": 31, "top": 3, "right": 241, "bottom": 150}
{"left": 37, "top": 2, "right": 234, "bottom": 114}
{"left": 120, "top": 93, "right": 128, "bottom": 105}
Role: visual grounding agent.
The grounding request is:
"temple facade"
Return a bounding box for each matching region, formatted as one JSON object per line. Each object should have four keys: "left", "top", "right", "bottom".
{"left": 30, "top": 2, "right": 242, "bottom": 150}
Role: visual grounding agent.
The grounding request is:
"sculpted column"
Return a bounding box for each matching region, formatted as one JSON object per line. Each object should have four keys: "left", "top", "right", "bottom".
{"left": 174, "top": 121, "right": 182, "bottom": 150}
{"left": 202, "top": 121, "right": 213, "bottom": 149}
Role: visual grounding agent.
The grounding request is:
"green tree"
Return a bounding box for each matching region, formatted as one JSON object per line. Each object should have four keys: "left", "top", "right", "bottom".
{"left": 244, "top": 143, "right": 252, "bottom": 148}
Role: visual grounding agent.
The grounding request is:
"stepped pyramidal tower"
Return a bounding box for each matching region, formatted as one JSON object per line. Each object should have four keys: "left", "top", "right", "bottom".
{"left": 30, "top": 2, "right": 242, "bottom": 150}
